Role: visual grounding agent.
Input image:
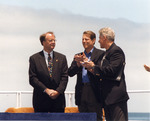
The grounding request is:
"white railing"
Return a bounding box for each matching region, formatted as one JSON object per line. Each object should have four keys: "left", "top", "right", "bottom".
{"left": 0, "top": 90, "right": 150, "bottom": 108}
{"left": 0, "top": 91, "right": 75, "bottom": 107}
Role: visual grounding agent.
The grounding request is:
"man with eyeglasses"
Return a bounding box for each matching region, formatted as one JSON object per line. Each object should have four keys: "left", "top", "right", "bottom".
{"left": 29, "top": 31, "right": 68, "bottom": 112}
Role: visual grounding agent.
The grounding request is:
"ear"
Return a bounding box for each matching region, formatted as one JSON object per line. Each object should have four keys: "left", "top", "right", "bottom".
{"left": 103, "top": 35, "right": 107, "bottom": 40}
{"left": 42, "top": 40, "right": 46, "bottom": 46}
{"left": 92, "top": 38, "right": 96, "bottom": 45}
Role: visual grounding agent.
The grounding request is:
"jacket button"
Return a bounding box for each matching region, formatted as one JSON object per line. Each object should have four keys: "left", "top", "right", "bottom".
{"left": 100, "top": 79, "right": 102, "bottom": 81}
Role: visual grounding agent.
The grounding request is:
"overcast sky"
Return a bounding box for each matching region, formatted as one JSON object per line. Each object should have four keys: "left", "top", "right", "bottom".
{"left": 0, "top": 0, "right": 150, "bottom": 23}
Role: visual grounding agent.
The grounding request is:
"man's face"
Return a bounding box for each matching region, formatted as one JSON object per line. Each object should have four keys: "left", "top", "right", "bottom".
{"left": 98, "top": 35, "right": 105, "bottom": 48}
{"left": 82, "top": 34, "right": 95, "bottom": 50}
{"left": 43, "top": 34, "right": 56, "bottom": 51}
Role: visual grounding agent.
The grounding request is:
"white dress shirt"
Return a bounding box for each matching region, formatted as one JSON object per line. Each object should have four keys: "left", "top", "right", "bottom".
{"left": 43, "top": 50, "right": 53, "bottom": 66}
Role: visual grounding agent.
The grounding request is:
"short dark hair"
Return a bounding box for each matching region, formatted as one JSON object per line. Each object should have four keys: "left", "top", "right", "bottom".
{"left": 39, "top": 31, "right": 55, "bottom": 45}
{"left": 83, "top": 31, "right": 96, "bottom": 40}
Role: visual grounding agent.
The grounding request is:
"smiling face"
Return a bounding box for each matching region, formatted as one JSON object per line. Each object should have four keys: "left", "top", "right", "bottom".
{"left": 82, "top": 34, "right": 95, "bottom": 53}
{"left": 98, "top": 35, "right": 106, "bottom": 48}
{"left": 43, "top": 33, "right": 56, "bottom": 53}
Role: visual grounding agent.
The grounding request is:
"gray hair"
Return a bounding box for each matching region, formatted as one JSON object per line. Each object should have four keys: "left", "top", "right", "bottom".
{"left": 99, "top": 27, "right": 115, "bottom": 41}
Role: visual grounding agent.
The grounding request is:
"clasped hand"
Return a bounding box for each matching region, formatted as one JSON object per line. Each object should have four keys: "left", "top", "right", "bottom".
{"left": 74, "top": 53, "right": 95, "bottom": 72}
{"left": 74, "top": 53, "right": 88, "bottom": 66}
{"left": 45, "top": 88, "right": 60, "bottom": 99}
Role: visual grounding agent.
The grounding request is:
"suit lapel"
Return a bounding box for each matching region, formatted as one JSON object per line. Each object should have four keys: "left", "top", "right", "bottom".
{"left": 52, "top": 51, "right": 59, "bottom": 79}
{"left": 39, "top": 51, "right": 49, "bottom": 76}
{"left": 90, "top": 47, "right": 97, "bottom": 62}
{"left": 101, "top": 43, "right": 115, "bottom": 67}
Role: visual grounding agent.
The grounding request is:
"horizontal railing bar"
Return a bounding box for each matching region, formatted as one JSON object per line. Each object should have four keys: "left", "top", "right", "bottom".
{"left": 0, "top": 90, "right": 150, "bottom": 94}
{"left": 0, "top": 90, "right": 150, "bottom": 108}
{"left": 127, "top": 90, "right": 150, "bottom": 93}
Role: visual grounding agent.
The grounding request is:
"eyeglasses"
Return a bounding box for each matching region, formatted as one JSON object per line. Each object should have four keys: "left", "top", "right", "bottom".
{"left": 48, "top": 39, "right": 56, "bottom": 42}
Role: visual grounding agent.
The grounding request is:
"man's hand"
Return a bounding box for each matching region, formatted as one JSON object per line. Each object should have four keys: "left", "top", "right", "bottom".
{"left": 45, "top": 88, "right": 60, "bottom": 99}
{"left": 82, "top": 61, "right": 95, "bottom": 69}
{"left": 144, "top": 64, "right": 150, "bottom": 72}
{"left": 74, "top": 53, "right": 88, "bottom": 67}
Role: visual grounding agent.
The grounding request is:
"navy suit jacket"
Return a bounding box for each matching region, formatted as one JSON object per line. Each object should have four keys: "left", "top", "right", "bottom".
{"left": 29, "top": 51, "right": 68, "bottom": 111}
{"left": 94, "top": 43, "right": 129, "bottom": 105}
{"left": 68, "top": 47, "right": 104, "bottom": 105}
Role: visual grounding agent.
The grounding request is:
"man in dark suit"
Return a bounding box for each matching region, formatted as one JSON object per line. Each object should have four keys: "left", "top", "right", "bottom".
{"left": 83, "top": 27, "right": 129, "bottom": 121}
{"left": 68, "top": 31, "right": 104, "bottom": 121}
{"left": 29, "top": 31, "right": 68, "bottom": 112}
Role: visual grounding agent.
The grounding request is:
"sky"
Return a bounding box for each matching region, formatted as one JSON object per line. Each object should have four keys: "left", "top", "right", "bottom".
{"left": 0, "top": 0, "right": 150, "bottom": 112}
{"left": 0, "top": 0, "right": 150, "bottom": 23}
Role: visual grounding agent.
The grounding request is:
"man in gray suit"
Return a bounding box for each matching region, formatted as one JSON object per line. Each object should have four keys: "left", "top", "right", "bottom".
{"left": 29, "top": 31, "right": 68, "bottom": 112}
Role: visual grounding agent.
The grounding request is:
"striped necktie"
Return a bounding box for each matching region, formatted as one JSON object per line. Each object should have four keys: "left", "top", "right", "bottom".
{"left": 48, "top": 54, "right": 53, "bottom": 78}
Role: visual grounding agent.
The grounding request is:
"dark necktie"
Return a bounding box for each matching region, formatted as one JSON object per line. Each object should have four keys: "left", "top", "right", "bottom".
{"left": 48, "top": 54, "right": 53, "bottom": 78}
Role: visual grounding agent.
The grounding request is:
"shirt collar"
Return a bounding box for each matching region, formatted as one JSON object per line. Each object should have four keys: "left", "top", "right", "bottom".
{"left": 43, "top": 50, "right": 53, "bottom": 59}
{"left": 84, "top": 47, "right": 94, "bottom": 57}
{"left": 106, "top": 43, "right": 115, "bottom": 53}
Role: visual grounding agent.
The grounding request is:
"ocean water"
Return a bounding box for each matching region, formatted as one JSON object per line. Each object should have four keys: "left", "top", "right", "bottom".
{"left": 129, "top": 113, "right": 150, "bottom": 121}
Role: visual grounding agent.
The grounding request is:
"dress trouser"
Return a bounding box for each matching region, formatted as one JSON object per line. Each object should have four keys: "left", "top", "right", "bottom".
{"left": 78, "top": 83, "right": 102, "bottom": 121}
{"left": 104, "top": 101, "right": 128, "bottom": 121}
{"left": 34, "top": 94, "right": 64, "bottom": 113}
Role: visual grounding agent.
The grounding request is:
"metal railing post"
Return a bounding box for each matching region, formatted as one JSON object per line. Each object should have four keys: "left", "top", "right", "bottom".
{"left": 0, "top": 90, "right": 150, "bottom": 110}
{"left": 16, "top": 92, "right": 21, "bottom": 108}
{"left": 68, "top": 93, "right": 72, "bottom": 107}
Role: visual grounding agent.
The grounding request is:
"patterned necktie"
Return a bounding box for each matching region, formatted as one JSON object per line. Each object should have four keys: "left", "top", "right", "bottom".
{"left": 48, "top": 54, "right": 53, "bottom": 78}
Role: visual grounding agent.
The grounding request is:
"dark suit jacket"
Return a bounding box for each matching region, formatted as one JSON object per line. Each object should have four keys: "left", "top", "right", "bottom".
{"left": 68, "top": 47, "right": 104, "bottom": 105}
{"left": 94, "top": 43, "right": 129, "bottom": 106}
{"left": 29, "top": 51, "right": 68, "bottom": 111}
